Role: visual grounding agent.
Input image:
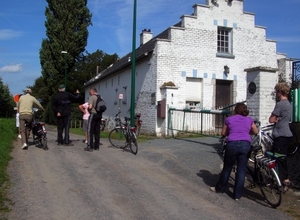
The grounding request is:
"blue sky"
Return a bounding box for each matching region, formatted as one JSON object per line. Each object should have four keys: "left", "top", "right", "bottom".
{"left": 1, "top": 0, "right": 300, "bottom": 96}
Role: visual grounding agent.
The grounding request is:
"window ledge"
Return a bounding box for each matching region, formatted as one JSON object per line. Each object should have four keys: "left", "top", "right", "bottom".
{"left": 216, "top": 53, "right": 235, "bottom": 59}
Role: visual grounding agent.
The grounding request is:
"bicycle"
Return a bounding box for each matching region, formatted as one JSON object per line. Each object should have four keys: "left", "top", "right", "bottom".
{"left": 134, "top": 113, "right": 142, "bottom": 136}
{"left": 25, "top": 110, "right": 48, "bottom": 150}
{"left": 218, "top": 136, "right": 227, "bottom": 155}
{"left": 108, "top": 112, "right": 138, "bottom": 155}
{"left": 246, "top": 145, "right": 282, "bottom": 208}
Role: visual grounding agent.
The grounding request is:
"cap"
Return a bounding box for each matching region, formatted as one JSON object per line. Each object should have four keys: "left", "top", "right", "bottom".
{"left": 25, "top": 88, "right": 32, "bottom": 93}
{"left": 59, "top": 84, "right": 65, "bottom": 89}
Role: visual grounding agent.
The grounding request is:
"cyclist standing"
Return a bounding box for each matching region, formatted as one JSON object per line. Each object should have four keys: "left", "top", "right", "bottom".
{"left": 269, "top": 82, "right": 293, "bottom": 192}
{"left": 210, "top": 103, "right": 258, "bottom": 200}
{"left": 18, "top": 88, "right": 44, "bottom": 150}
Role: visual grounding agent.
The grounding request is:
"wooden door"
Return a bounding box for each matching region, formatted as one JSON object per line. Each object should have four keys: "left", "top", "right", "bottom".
{"left": 215, "top": 80, "right": 232, "bottom": 131}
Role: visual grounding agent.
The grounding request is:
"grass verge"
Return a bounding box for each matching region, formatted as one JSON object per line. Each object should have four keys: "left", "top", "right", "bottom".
{"left": 69, "top": 128, "right": 156, "bottom": 142}
{"left": 0, "top": 118, "right": 16, "bottom": 213}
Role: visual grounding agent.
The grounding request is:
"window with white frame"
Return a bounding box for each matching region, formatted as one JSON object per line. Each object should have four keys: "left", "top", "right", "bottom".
{"left": 217, "top": 27, "right": 233, "bottom": 54}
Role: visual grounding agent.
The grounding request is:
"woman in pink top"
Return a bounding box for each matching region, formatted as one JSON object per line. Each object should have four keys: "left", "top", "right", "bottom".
{"left": 210, "top": 103, "right": 258, "bottom": 200}
{"left": 79, "top": 102, "right": 90, "bottom": 143}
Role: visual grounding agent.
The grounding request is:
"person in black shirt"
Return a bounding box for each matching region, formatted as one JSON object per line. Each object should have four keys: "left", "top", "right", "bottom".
{"left": 52, "top": 84, "right": 80, "bottom": 146}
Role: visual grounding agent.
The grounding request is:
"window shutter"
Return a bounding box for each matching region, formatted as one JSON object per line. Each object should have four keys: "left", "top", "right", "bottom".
{"left": 186, "top": 78, "right": 202, "bottom": 102}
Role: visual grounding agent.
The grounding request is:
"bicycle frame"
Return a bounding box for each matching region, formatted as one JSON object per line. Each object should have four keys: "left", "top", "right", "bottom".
{"left": 251, "top": 122, "right": 274, "bottom": 153}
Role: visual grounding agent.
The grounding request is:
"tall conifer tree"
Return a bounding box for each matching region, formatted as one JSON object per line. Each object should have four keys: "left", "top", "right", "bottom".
{"left": 39, "top": 0, "right": 92, "bottom": 95}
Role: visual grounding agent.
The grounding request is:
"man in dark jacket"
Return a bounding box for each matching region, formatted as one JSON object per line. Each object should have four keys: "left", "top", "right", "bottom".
{"left": 52, "top": 84, "right": 80, "bottom": 146}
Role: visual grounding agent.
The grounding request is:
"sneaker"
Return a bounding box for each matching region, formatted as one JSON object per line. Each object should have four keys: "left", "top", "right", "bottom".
{"left": 21, "top": 143, "right": 28, "bottom": 149}
{"left": 85, "top": 140, "right": 88, "bottom": 144}
{"left": 210, "top": 187, "right": 216, "bottom": 192}
{"left": 209, "top": 187, "right": 224, "bottom": 193}
{"left": 18, "top": 134, "right": 21, "bottom": 139}
{"left": 283, "top": 180, "right": 291, "bottom": 193}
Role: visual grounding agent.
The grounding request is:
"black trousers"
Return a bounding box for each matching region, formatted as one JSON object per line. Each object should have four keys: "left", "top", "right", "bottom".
{"left": 56, "top": 115, "right": 71, "bottom": 144}
{"left": 87, "top": 113, "right": 102, "bottom": 149}
{"left": 273, "top": 136, "right": 292, "bottom": 180}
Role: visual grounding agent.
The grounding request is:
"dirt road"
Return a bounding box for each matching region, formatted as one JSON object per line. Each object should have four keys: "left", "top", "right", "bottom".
{"left": 2, "top": 126, "right": 298, "bottom": 220}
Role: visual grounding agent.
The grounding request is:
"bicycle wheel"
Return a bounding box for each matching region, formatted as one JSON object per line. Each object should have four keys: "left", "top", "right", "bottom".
{"left": 129, "top": 131, "right": 138, "bottom": 155}
{"left": 109, "top": 128, "right": 127, "bottom": 148}
{"left": 41, "top": 136, "right": 49, "bottom": 150}
{"left": 258, "top": 167, "right": 282, "bottom": 208}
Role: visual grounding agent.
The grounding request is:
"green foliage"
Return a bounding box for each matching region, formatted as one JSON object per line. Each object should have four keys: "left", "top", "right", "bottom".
{"left": 31, "top": 76, "right": 49, "bottom": 106}
{"left": 74, "top": 50, "right": 119, "bottom": 81}
{"left": 0, "top": 118, "right": 15, "bottom": 212}
{"left": 70, "top": 127, "right": 109, "bottom": 138}
{"left": 39, "top": 0, "right": 92, "bottom": 96}
{"left": 37, "top": 0, "right": 119, "bottom": 125}
{"left": 0, "top": 77, "right": 15, "bottom": 118}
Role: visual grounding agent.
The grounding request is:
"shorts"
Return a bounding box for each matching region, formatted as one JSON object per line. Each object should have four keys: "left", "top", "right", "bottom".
{"left": 16, "top": 113, "right": 20, "bottom": 127}
{"left": 82, "top": 119, "right": 88, "bottom": 132}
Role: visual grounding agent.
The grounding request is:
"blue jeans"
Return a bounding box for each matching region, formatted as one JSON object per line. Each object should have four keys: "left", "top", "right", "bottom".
{"left": 215, "top": 140, "right": 251, "bottom": 199}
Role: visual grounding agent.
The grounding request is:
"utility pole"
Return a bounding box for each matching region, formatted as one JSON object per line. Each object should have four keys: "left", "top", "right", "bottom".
{"left": 130, "top": 0, "right": 137, "bottom": 127}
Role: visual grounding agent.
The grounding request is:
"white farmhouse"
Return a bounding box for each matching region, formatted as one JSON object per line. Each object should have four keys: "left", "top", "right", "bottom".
{"left": 84, "top": 0, "right": 294, "bottom": 136}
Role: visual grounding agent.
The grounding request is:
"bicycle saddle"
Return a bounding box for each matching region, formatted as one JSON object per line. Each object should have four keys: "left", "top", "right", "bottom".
{"left": 265, "top": 151, "right": 286, "bottom": 160}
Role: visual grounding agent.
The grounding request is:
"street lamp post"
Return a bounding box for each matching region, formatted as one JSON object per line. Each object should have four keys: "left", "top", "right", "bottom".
{"left": 61, "top": 51, "right": 68, "bottom": 90}
{"left": 130, "top": 0, "right": 137, "bottom": 127}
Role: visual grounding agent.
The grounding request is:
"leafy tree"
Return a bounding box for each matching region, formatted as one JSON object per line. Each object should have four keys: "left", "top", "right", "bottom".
{"left": 0, "top": 77, "right": 15, "bottom": 118}
{"left": 39, "top": 0, "right": 92, "bottom": 96}
{"left": 72, "top": 50, "right": 119, "bottom": 90}
{"left": 31, "top": 76, "right": 48, "bottom": 105}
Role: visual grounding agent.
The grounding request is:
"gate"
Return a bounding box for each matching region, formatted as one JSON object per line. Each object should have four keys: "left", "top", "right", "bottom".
{"left": 167, "top": 101, "right": 246, "bottom": 137}
{"left": 292, "top": 60, "right": 300, "bottom": 88}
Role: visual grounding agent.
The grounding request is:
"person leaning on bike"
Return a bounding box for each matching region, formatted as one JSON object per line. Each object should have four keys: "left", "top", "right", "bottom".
{"left": 52, "top": 84, "right": 80, "bottom": 146}
{"left": 18, "top": 88, "right": 44, "bottom": 150}
{"left": 210, "top": 102, "right": 258, "bottom": 201}
{"left": 269, "top": 82, "right": 293, "bottom": 192}
{"left": 84, "top": 87, "right": 102, "bottom": 152}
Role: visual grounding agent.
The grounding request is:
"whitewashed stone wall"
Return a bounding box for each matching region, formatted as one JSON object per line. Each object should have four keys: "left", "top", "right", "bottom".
{"left": 246, "top": 67, "right": 278, "bottom": 126}
{"left": 152, "top": 1, "right": 280, "bottom": 135}
{"left": 86, "top": 0, "right": 291, "bottom": 136}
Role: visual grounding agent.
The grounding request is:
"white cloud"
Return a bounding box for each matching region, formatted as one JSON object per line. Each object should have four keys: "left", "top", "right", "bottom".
{"left": 0, "top": 29, "right": 22, "bottom": 40}
{"left": 0, "top": 64, "right": 23, "bottom": 73}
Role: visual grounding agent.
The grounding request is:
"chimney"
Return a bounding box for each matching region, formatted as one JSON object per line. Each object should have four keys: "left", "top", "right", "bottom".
{"left": 140, "top": 29, "right": 152, "bottom": 45}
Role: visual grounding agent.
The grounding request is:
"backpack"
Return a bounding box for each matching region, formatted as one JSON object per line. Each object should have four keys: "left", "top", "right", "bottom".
{"left": 95, "top": 95, "right": 107, "bottom": 114}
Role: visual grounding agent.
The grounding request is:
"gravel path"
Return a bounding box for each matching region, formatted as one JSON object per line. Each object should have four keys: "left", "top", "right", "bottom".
{"left": 1, "top": 126, "right": 298, "bottom": 220}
